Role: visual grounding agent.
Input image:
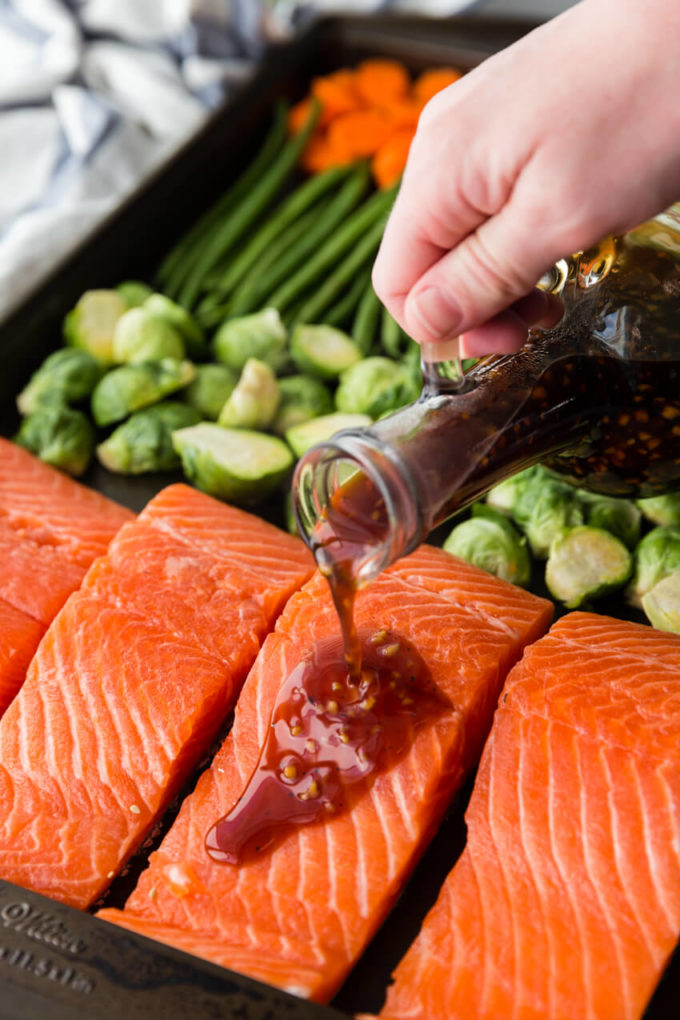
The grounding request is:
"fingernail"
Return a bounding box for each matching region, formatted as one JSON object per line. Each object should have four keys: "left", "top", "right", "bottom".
{"left": 409, "top": 287, "right": 461, "bottom": 339}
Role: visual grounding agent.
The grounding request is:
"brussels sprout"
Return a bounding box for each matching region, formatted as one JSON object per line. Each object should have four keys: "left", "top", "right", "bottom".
{"left": 271, "top": 375, "right": 333, "bottom": 436}
{"left": 520, "top": 479, "right": 584, "bottom": 559}
{"left": 91, "top": 359, "right": 195, "bottom": 427}
{"left": 285, "top": 412, "right": 372, "bottom": 459}
{"left": 184, "top": 364, "right": 237, "bottom": 420}
{"left": 581, "top": 494, "right": 641, "bottom": 549}
{"left": 218, "top": 358, "right": 280, "bottom": 430}
{"left": 15, "top": 406, "right": 95, "bottom": 476}
{"left": 144, "top": 293, "right": 207, "bottom": 360}
{"left": 214, "top": 308, "right": 288, "bottom": 373}
{"left": 636, "top": 492, "right": 680, "bottom": 527}
{"left": 290, "top": 324, "right": 361, "bottom": 380}
{"left": 16, "top": 348, "right": 104, "bottom": 415}
{"left": 335, "top": 356, "right": 420, "bottom": 420}
{"left": 443, "top": 505, "right": 531, "bottom": 587}
{"left": 485, "top": 464, "right": 546, "bottom": 516}
{"left": 63, "top": 289, "right": 128, "bottom": 365}
{"left": 112, "top": 307, "right": 185, "bottom": 364}
{"left": 641, "top": 572, "right": 680, "bottom": 633}
{"left": 96, "top": 402, "right": 201, "bottom": 474}
{"left": 545, "top": 526, "right": 632, "bottom": 608}
{"left": 625, "top": 525, "right": 680, "bottom": 608}
{"left": 116, "top": 281, "right": 153, "bottom": 308}
{"left": 172, "top": 423, "right": 293, "bottom": 504}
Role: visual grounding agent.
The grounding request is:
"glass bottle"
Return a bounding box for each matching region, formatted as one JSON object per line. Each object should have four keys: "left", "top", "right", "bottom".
{"left": 293, "top": 208, "right": 680, "bottom": 589}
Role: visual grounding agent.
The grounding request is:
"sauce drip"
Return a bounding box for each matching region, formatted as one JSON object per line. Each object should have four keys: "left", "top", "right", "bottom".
{"left": 205, "top": 630, "right": 445, "bottom": 865}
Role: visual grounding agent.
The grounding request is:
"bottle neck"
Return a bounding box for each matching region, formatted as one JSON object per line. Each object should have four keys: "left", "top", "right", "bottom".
{"left": 293, "top": 430, "right": 424, "bottom": 588}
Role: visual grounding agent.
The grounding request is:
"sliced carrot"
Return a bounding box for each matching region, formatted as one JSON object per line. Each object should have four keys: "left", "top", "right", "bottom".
{"left": 413, "top": 67, "right": 463, "bottom": 103}
{"left": 310, "top": 70, "right": 362, "bottom": 123}
{"left": 301, "top": 133, "right": 353, "bottom": 174}
{"left": 288, "top": 97, "right": 315, "bottom": 135}
{"left": 379, "top": 97, "right": 424, "bottom": 131}
{"left": 353, "top": 59, "right": 411, "bottom": 105}
{"left": 371, "top": 128, "right": 414, "bottom": 189}
{"left": 326, "top": 109, "right": 393, "bottom": 160}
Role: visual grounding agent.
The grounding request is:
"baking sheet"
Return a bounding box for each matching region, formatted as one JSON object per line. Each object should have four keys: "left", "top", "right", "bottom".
{"left": 0, "top": 13, "right": 677, "bottom": 1019}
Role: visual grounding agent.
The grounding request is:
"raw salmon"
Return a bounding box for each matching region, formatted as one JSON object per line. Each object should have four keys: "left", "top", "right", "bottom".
{"left": 0, "top": 439, "right": 132, "bottom": 714}
{"left": 0, "top": 597, "right": 44, "bottom": 715}
{"left": 376, "top": 611, "right": 680, "bottom": 1020}
{"left": 98, "top": 546, "right": 552, "bottom": 1001}
{"left": 0, "top": 483, "right": 312, "bottom": 909}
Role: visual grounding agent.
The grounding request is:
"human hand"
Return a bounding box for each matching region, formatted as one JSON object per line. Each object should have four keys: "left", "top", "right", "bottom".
{"left": 372, "top": 0, "right": 680, "bottom": 358}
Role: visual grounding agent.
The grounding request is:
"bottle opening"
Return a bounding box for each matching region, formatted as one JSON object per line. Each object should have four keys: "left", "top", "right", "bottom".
{"left": 292, "top": 433, "right": 421, "bottom": 588}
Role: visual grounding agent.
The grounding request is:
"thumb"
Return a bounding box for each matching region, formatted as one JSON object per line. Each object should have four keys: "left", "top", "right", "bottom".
{"left": 401, "top": 203, "right": 567, "bottom": 344}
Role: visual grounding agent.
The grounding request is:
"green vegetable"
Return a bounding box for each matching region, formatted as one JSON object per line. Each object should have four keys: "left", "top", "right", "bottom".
{"left": 545, "top": 526, "right": 632, "bottom": 607}
{"left": 172, "top": 423, "right": 293, "bottom": 504}
{"left": 143, "top": 294, "right": 206, "bottom": 360}
{"left": 213, "top": 307, "right": 288, "bottom": 373}
{"left": 96, "top": 402, "right": 201, "bottom": 474}
{"left": 176, "top": 100, "right": 320, "bottom": 309}
{"left": 16, "top": 348, "right": 104, "bottom": 415}
{"left": 290, "top": 324, "right": 362, "bottom": 380}
{"left": 641, "top": 572, "right": 680, "bottom": 633}
{"left": 91, "top": 359, "right": 195, "bottom": 426}
{"left": 352, "top": 280, "right": 381, "bottom": 355}
{"left": 218, "top": 358, "right": 280, "bottom": 430}
{"left": 285, "top": 412, "right": 372, "bottom": 458}
{"left": 290, "top": 209, "right": 390, "bottom": 326}
{"left": 158, "top": 101, "right": 289, "bottom": 293}
{"left": 443, "top": 506, "right": 531, "bottom": 586}
{"left": 380, "top": 307, "right": 411, "bottom": 359}
{"left": 271, "top": 375, "right": 333, "bottom": 436}
{"left": 335, "top": 356, "right": 420, "bottom": 419}
{"left": 183, "top": 364, "right": 237, "bottom": 420}
{"left": 581, "top": 494, "right": 641, "bottom": 549}
{"left": 267, "top": 184, "right": 396, "bottom": 316}
{"left": 636, "top": 492, "right": 680, "bottom": 526}
{"left": 516, "top": 478, "right": 583, "bottom": 558}
{"left": 63, "top": 289, "right": 128, "bottom": 365}
{"left": 210, "top": 164, "right": 351, "bottom": 300}
{"left": 323, "top": 268, "right": 371, "bottom": 329}
{"left": 485, "top": 464, "right": 546, "bottom": 516}
{"left": 15, "top": 406, "right": 95, "bottom": 476}
{"left": 228, "top": 164, "right": 370, "bottom": 317}
{"left": 112, "top": 307, "right": 185, "bottom": 364}
{"left": 625, "top": 525, "right": 680, "bottom": 608}
{"left": 117, "top": 281, "right": 153, "bottom": 307}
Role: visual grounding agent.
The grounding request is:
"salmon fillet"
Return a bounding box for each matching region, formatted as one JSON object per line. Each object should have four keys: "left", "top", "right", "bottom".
{"left": 0, "top": 597, "right": 44, "bottom": 715}
{"left": 0, "top": 437, "right": 133, "bottom": 571}
{"left": 0, "top": 484, "right": 312, "bottom": 909}
{"left": 98, "top": 546, "right": 552, "bottom": 1001}
{"left": 0, "top": 439, "right": 132, "bottom": 715}
{"left": 375, "top": 611, "right": 680, "bottom": 1020}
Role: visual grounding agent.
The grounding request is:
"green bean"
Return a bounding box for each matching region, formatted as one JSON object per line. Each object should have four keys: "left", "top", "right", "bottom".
{"left": 177, "top": 100, "right": 321, "bottom": 310}
{"left": 291, "top": 212, "right": 390, "bottom": 327}
{"left": 210, "top": 164, "right": 352, "bottom": 301}
{"left": 158, "top": 103, "right": 288, "bottom": 292}
{"left": 352, "top": 279, "right": 382, "bottom": 354}
{"left": 381, "top": 306, "right": 405, "bottom": 358}
{"left": 323, "top": 268, "right": 372, "bottom": 328}
{"left": 228, "top": 166, "right": 370, "bottom": 316}
{"left": 195, "top": 203, "right": 327, "bottom": 328}
{"left": 267, "top": 182, "right": 396, "bottom": 315}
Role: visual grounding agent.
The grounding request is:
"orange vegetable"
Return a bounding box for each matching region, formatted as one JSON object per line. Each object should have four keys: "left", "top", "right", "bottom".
{"left": 379, "top": 97, "right": 425, "bottom": 131}
{"left": 354, "top": 58, "right": 411, "bottom": 104}
{"left": 371, "top": 128, "right": 414, "bottom": 189}
{"left": 310, "top": 70, "right": 361, "bottom": 123}
{"left": 288, "top": 97, "right": 315, "bottom": 135}
{"left": 326, "top": 109, "right": 393, "bottom": 160}
{"left": 413, "top": 67, "right": 463, "bottom": 103}
{"left": 301, "top": 133, "right": 352, "bottom": 174}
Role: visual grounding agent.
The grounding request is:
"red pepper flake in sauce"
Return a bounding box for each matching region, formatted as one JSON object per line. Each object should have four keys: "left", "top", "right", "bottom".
{"left": 205, "top": 630, "right": 449, "bottom": 865}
